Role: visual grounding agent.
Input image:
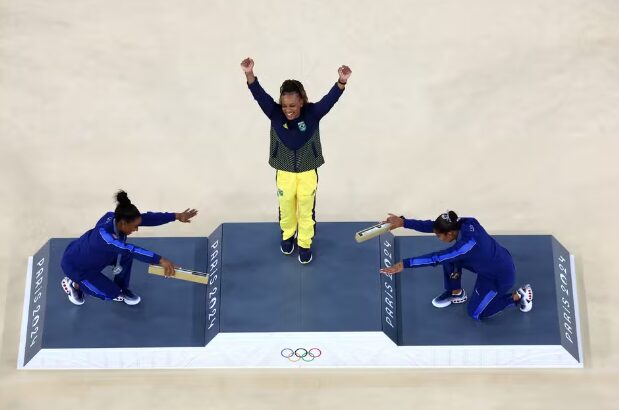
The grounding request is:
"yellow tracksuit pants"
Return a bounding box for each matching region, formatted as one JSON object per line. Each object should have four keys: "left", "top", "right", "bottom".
{"left": 276, "top": 169, "right": 318, "bottom": 249}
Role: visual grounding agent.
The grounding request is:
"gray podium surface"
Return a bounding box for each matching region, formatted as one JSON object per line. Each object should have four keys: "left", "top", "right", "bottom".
{"left": 397, "top": 235, "right": 560, "bottom": 346}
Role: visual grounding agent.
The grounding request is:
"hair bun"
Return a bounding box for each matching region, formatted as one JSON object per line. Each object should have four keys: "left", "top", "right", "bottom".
{"left": 115, "top": 190, "right": 131, "bottom": 206}
{"left": 447, "top": 210, "right": 459, "bottom": 222}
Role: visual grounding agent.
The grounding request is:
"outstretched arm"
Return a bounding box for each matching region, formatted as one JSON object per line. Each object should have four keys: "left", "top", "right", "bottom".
{"left": 404, "top": 219, "right": 434, "bottom": 233}
{"left": 139, "top": 209, "right": 198, "bottom": 227}
{"left": 139, "top": 212, "right": 175, "bottom": 227}
{"left": 383, "top": 214, "right": 434, "bottom": 233}
{"left": 380, "top": 238, "right": 477, "bottom": 275}
{"left": 98, "top": 227, "right": 162, "bottom": 265}
{"left": 241, "top": 57, "right": 278, "bottom": 118}
{"left": 403, "top": 237, "right": 477, "bottom": 268}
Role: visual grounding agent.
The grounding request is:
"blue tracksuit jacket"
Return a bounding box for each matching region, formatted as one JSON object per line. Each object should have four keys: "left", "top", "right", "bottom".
{"left": 61, "top": 211, "right": 175, "bottom": 277}
{"left": 402, "top": 217, "right": 515, "bottom": 279}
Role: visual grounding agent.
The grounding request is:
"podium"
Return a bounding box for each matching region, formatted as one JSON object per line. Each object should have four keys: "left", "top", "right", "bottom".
{"left": 18, "top": 222, "right": 583, "bottom": 369}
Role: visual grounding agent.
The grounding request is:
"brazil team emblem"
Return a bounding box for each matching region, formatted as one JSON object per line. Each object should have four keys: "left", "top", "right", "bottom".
{"left": 297, "top": 121, "right": 307, "bottom": 132}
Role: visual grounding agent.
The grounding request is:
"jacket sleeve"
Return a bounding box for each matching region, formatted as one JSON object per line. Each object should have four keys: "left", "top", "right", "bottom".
{"left": 98, "top": 228, "right": 162, "bottom": 264}
{"left": 140, "top": 212, "right": 176, "bottom": 227}
{"left": 403, "top": 219, "right": 434, "bottom": 233}
{"left": 309, "top": 83, "right": 344, "bottom": 119}
{"left": 248, "top": 78, "right": 279, "bottom": 118}
{"left": 402, "top": 237, "right": 477, "bottom": 268}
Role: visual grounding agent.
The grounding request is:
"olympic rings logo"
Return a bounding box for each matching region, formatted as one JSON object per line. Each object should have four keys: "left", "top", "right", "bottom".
{"left": 281, "top": 348, "right": 322, "bottom": 362}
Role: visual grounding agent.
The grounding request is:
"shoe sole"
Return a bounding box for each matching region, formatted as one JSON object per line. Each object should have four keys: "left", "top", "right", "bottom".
{"left": 123, "top": 297, "right": 141, "bottom": 306}
{"left": 280, "top": 244, "right": 295, "bottom": 255}
{"left": 520, "top": 302, "right": 533, "bottom": 312}
{"left": 298, "top": 254, "right": 313, "bottom": 264}
{"left": 432, "top": 294, "right": 467, "bottom": 308}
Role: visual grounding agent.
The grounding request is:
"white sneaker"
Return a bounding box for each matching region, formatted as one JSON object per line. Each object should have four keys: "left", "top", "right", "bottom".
{"left": 61, "top": 277, "right": 84, "bottom": 305}
{"left": 113, "top": 289, "right": 141, "bottom": 305}
{"left": 432, "top": 289, "right": 467, "bottom": 308}
{"left": 121, "top": 289, "right": 141, "bottom": 305}
{"left": 517, "top": 284, "right": 533, "bottom": 312}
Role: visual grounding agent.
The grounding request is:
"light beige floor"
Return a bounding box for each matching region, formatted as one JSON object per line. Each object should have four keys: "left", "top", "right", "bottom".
{"left": 1, "top": 0, "right": 618, "bottom": 408}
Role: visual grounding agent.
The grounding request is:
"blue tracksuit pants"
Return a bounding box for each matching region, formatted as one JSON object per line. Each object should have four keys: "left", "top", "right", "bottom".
{"left": 442, "top": 262, "right": 517, "bottom": 320}
{"left": 61, "top": 254, "right": 133, "bottom": 300}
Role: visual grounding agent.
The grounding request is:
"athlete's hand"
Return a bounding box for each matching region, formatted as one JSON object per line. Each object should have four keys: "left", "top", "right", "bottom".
{"left": 159, "top": 257, "right": 176, "bottom": 277}
{"left": 380, "top": 261, "right": 404, "bottom": 275}
{"left": 338, "top": 65, "right": 352, "bottom": 82}
{"left": 176, "top": 208, "right": 198, "bottom": 223}
{"left": 241, "top": 57, "right": 255, "bottom": 73}
{"left": 383, "top": 213, "right": 404, "bottom": 230}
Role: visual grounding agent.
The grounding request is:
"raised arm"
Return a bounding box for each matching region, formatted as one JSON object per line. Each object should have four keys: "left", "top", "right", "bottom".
{"left": 311, "top": 65, "right": 352, "bottom": 119}
{"left": 241, "top": 57, "right": 278, "bottom": 118}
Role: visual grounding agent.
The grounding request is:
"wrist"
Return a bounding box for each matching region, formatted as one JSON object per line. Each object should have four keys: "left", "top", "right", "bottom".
{"left": 338, "top": 79, "right": 347, "bottom": 85}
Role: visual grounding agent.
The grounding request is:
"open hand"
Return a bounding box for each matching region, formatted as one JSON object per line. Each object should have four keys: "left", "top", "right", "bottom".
{"left": 380, "top": 261, "right": 404, "bottom": 275}
{"left": 176, "top": 208, "right": 198, "bottom": 223}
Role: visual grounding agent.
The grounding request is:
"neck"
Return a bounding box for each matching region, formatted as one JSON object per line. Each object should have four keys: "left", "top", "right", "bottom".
{"left": 114, "top": 222, "right": 124, "bottom": 236}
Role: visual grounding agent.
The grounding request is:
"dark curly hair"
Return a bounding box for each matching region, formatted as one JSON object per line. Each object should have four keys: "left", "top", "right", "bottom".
{"left": 114, "top": 190, "right": 141, "bottom": 223}
{"left": 433, "top": 210, "right": 461, "bottom": 233}
{"left": 279, "top": 79, "right": 308, "bottom": 104}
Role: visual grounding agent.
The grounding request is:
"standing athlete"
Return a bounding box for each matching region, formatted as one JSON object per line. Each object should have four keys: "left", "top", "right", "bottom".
{"left": 380, "top": 211, "right": 533, "bottom": 320}
{"left": 60, "top": 190, "right": 198, "bottom": 306}
{"left": 241, "top": 57, "right": 351, "bottom": 264}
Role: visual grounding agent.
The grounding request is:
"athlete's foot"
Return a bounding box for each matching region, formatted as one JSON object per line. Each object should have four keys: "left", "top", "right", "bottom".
{"left": 298, "top": 247, "right": 312, "bottom": 264}
{"left": 280, "top": 236, "right": 295, "bottom": 255}
{"left": 61, "top": 277, "right": 84, "bottom": 305}
{"left": 516, "top": 284, "right": 533, "bottom": 312}
{"left": 432, "top": 289, "right": 467, "bottom": 308}
{"left": 120, "top": 289, "right": 141, "bottom": 305}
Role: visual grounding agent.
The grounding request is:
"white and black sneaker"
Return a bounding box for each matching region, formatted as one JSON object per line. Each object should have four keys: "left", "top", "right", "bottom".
{"left": 517, "top": 284, "right": 533, "bottom": 312}
{"left": 120, "top": 289, "right": 141, "bottom": 306}
{"left": 61, "top": 277, "right": 84, "bottom": 305}
{"left": 432, "top": 289, "right": 467, "bottom": 308}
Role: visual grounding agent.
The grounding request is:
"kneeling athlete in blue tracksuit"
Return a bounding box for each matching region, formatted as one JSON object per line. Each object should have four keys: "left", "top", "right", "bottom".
{"left": 60, "top": 190, "right": 198, "bottom": 306}
{"left": 380, "top": 211, "right": 533, "bottom": 320}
